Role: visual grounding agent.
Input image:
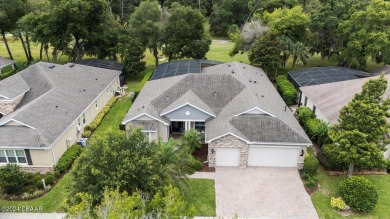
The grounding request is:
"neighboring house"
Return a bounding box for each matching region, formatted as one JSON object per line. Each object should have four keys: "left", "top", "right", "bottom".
{"left": 122, "top": 61, "right": 311, "bottom": 168}
{"left": 0, "top": 57, "right": 16, "bottom": 74}
{"left": 0, "top": 62, "right": 121, "bottom": 172}
{"left": 287, "top": 66, "right": 371, "bottom": 107}
{"left": 300, "top": 75, "right": 390, "bottom": 159}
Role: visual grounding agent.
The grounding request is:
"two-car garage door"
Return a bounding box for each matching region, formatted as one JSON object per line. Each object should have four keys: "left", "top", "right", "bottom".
{"left": 248, "top": 146, "right": 300, "bottom": 167}
{"left": 215, "top": 146, "right": 300, "bottom": 167}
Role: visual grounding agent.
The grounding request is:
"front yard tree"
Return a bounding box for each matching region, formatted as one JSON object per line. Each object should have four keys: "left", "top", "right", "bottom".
{"left": 330, "top": 76, "right": 390, "bottom": 177}
{"left": 68, "top": 130, "right": 196, "bottom": 206}
{"left": 129, "top": 1, "right": 164, "bottom": 67}
{"left": 162, "top": 3, "right": 211, "bottom": 61}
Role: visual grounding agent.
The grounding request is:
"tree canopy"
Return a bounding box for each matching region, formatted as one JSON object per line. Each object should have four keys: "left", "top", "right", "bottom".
{"left": 330, "top": 76, "right": 390, "bottom": 176}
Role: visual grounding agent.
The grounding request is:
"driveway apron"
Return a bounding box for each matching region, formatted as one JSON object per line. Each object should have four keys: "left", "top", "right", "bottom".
{"left": 215, "top": 167, "right": 318, "bottom": 219}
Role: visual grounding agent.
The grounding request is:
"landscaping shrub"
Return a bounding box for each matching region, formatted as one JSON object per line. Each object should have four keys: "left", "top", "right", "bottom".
{"left": 45, "top": 172, "right": 55, "bottom": 186}
{"left": 302, "top": 173, "right": 317, "bottom": 188}
{"left": 0, "top": 164, "right": 26, "bottom": 195}
{"left": 54, "top": 171, "right": 60, "bottom": 179}
{"left": 330, "top": 197, "right": 346, "bottom": 211}
{"left": 276, "top": 75, "right": 297, "bottom": 105}
{"left": 322, "top": 144, "right": 349, "bottom": 170}
{"left": 296, "top": 107, "right": 315, "bottom": 125}
{"left": 82, "top": 97, "right": 117, "bottom": 137}
{"left": 192, "top": 159, "right": 204, "bottom": 171}
{"left": 33, "top": 172, "right": 43, "bottom": 190}
{"left": 55, "top": 144, "right": 83, "bottom": 173}
{"left": 305, "top": 119, "right": 329, "bottom": 145}
{"left": 304, "top": 156, "right": 319, "bottom": 176}
{"left": 339, "top": 176, "right": 378, "bottom": 212}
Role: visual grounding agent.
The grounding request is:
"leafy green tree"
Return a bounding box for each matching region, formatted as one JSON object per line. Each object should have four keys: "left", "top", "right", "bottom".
{"left": 0, "top": 0, "right": 26, "bottom": 60}
{"left": 122, "top": 37, "right": 146, "bottom": 77}
{"left": 330, "top": 76, "right": 389, "bottom": 176}
{"left": 335, "top": 0, "right": 390, "bottom": 69}
{"left": 248, "top": 32, "right": 282, "bottom": 78}
{"left": 249, "top": 0, "right": 299, "bottom": 17}
{"left": 162, "top": 3, "right": 211, "bottom": 61}
{"left": 0, "top": 164, "right": 26, "bottom": 195}
{"left": 209, "top": 0, "right": 250, "bottom": 36}
{"left": 129, "top": 1, "right": 164, "bottom": 67}
{"left": 67, "top": 186, "right": 195, "bottom": 218}
{"left": 68, "top": 130, "right": 165, "bottom": 205}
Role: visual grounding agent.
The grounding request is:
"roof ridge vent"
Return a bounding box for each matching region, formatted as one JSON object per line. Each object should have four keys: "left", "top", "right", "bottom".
{"left": 69, "top": 63, "right": 75, "bottom": 68}
{"left": 48, "top": 64, "right": 56, "bottom": 69}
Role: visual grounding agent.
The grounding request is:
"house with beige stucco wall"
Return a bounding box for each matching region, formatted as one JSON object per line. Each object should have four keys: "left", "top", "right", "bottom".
{"left": 0, "top": 62, "right": 121, "bottom": 172}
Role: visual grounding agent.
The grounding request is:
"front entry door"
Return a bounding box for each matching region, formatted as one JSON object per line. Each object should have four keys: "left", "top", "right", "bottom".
{"left": 171, "top": 121, "right": 185, "bottom": 133}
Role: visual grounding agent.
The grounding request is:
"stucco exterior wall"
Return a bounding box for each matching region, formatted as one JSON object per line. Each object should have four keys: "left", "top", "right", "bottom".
{"left": 0, "top": 94, "right": 24, "bottom": 115}
{"left": 208, "top": 135, "right": 248, "bottom": 168}
{"left": 300, "top": 91, "right": 329, "bottom": 123}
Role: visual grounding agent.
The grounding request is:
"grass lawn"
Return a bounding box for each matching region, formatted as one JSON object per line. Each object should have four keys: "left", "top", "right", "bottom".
{"left": 186, "top": 179, "right": 216, "bottom": 217}
{"left": 0, "top": 173, "right": 71, "bottom": 213}
{"left": 311, "top": 167, "right": 390, "bottom": 219}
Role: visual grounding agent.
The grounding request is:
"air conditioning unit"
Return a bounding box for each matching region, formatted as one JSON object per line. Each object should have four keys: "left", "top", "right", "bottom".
{"left": 77, "top": 138, "right": 88, "bottom": 147}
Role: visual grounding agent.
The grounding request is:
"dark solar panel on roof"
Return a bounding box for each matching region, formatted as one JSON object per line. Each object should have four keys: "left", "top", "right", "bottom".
{"left": 150, "top": 59, "right": 224, "bottom": 80}
{"left": 287, "top": 66, "right": 372, "bottom": 88}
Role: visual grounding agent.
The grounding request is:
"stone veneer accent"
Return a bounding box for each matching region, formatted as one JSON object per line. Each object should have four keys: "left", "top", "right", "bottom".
{"left": 0, "top": 95, "right": 24, "bottom": 115}
{"left": 208, "top": 134, "right": 248, "bottom": 168}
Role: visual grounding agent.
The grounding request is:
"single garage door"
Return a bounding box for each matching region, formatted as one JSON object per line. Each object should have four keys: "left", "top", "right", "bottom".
{"left": 248, "top": 146, "right": 300, "bottom": 167}
{"left": 215, "top": 148, "right": 240, "bottom": 167}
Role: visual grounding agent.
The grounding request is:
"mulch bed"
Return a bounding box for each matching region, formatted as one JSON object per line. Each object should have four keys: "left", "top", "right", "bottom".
{"left": 192, "top": 144, "right": 215, "bottom": 172}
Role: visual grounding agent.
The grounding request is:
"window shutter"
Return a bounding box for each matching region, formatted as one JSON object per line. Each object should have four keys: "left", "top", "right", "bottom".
{"left": 24, "top": 149, "right": 33, "bottom": 165}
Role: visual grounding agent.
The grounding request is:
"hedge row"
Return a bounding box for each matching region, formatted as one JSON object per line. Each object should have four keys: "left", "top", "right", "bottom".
{"left": 55, "top": 144, "right": 83, "bottom": 173}
{"left": 276, "top": 75, "right": 297, "bottom": 105}
{"left": 82, "top": 97, "right": 118, "bottom": 137}
{"left": 133, "top": 69, "right": 154, "bottom": 102}
{"left": 296, "top": 107, "right": 329, "bottom": 146}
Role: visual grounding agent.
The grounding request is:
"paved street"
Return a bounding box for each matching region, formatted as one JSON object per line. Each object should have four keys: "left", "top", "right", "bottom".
{"left": 215, "top": 167, "right": 319, "bottom": 219}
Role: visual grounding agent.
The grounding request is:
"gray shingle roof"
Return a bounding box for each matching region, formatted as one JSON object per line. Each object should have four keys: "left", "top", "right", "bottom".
{"left": 0, "top": 57, "right": 15, "bottom": 69}
{"left": 129, "top": 121, "right": 158, "bottom": 131}
{"left": 0, "top": 62, "right": 121, "bottom": 148}
{"left": 123, "top": 61, "right": 310, "bottom": 144}
{"left": 230, "top": 115, "right": 308, "bottom": 143}
{"left": 300, "top": 74, "right": 390, "bottom": 125}
{"left": 161, "top": 90, "right": 215, "bottom": 116}
{"left": 0, "top": 73, "right": 30, "bottom": 100}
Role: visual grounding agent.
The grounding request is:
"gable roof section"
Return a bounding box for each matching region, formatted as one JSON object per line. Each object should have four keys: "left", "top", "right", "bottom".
{"left": 160, "top": 90, "right": 215, "bottom": 117}
{"left": 0, "top": 73, "right": 30, "bottom": 100}
{"left": 128, "top": 120, "right": 158, "bottom": 132}
{"left": 230, "top": 115, "right": 308, "bottom": 143}
{"left": 300, "top": 74, "right": 390, "bottom": 124}
{"left": 0, "top": 62, "right": 121, "bottom": 148}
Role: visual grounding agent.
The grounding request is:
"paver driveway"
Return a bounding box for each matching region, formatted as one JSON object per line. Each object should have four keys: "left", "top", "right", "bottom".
{"left": 215, "top": 167, "right": 318, "bottom": 219}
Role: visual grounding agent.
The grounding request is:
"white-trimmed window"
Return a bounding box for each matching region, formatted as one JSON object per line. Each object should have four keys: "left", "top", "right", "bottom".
{"left": 194, "top": 122, "right": 205, "bottom": 132}
{"left": 0, "top": 150, "right": 27, "bottom": 164}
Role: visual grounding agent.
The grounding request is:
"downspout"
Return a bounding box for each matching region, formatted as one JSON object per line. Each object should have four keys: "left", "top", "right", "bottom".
{"left": 51, "top": 147, "right": 57, "bottom": 166}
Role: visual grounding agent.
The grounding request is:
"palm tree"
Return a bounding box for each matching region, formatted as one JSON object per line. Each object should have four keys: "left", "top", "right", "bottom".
{"left": 158, "top": 140, "right": 196, "bottom": 194}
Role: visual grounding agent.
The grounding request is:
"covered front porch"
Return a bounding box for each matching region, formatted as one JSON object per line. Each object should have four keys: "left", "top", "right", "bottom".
{"left": 169, "top": 121, "right": 205, "bottom": 140}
